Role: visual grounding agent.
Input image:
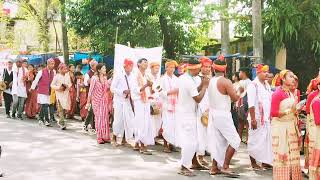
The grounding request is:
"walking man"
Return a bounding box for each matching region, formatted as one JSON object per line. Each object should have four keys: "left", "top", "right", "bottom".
{"left": 11, "top": 59, "right": 28, "bottom": 120}
{"left": 2, "top": 60, "right": 13, "bottom": 118}
{"left": 247, "top": 64, "right": 273, "bottom": 170}
{"left": 207, "top": 59, "right": 241, "bottom": 177}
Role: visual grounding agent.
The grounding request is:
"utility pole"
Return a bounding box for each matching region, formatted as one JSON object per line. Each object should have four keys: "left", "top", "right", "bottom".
{"left": 252, "top": 0, "right": 263, "bottom": 63}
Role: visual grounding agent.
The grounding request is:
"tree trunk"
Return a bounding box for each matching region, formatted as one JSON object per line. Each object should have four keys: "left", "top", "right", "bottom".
{"left": 220, "top": 0, "right": 230, "bottom": 55}
{"left": 252, "top": 0, "right": 263, "bottom": 63}
{"left": 159, "top": 15, "right": 175, "bottom": 59}
{"left": 39, "top": 0, "right": 50, "bottom": 52}
{"left": 60, "top": 0, "right": 69, "bottom": 64}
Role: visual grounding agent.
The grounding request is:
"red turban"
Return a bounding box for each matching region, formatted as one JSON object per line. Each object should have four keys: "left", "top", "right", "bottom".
{"left": 218, "top": 55, "right": 225, "bottom": 61}
{"left": 123, "top": 58, "right": 133, "bottom": 67}
{"left": 199, "top": 57, "right": 212, "bottom": 66}
{"left": 58, "top": 63, "right": 67, "bottom": 70}
{"left": 212, "top": 62, "right": 227, "bottom": 72}
{"left": 256, "top": 64, "right": 269, "bottom": 73}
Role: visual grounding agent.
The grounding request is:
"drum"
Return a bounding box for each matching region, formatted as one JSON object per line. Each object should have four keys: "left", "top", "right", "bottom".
{"left": 0, "top": 81, "right": 6, "bottom": 91}
{"left": 201, "top": 111, "right": 209, "bottom": 127}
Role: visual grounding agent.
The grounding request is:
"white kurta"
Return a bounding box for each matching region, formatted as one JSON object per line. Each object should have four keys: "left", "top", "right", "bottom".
{"left": 110, "top": 72, "right": 135, "bottom": 141}
{"left": 246, "top": 78, "right": 273, "bottom": 165}
{"left": 11, "top": 67, "right": 28, "bottom": 98}
{"left": 160, "top": 73, "right": 179, "bottom": 145}
{"left": 51, "top": 73, "right": 72, "bottom": 110}
{"left": 131, "top": 71, "right": 154, "bottom": 145}
{"left": 31, "top": 70, "right": 56, "bottom": 104}
{"left": 148, "top": 73, "right": 162, "bottom": 138}
{"left": 194, "top": 75, "right": 209, "bottom": 156}
{"left": 207, "top": 76, "right": 241, "bottom": 167}
{"left": 176, "top": 73, "right": 199, "bottom": 168}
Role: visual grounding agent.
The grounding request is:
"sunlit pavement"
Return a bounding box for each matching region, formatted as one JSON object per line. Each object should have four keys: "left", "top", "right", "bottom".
{"left": 0, "top": 108, "right": 307, "bottom": 180}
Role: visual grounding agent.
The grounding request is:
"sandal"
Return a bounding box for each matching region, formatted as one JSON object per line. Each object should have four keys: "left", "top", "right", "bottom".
{"left": 139, "top": 149, "right": 152, "bottom": 155}
{"left": 221, "top": 169, "right": 240, "bottom": 178}
{"left": 190, "top": 165, "right": 209, "bottom": 171}
{"left": 178, "top": 169, "right": 196, "bottom": 177}
{"left": 209, "top": 169, "right": 222, "bottom": 175}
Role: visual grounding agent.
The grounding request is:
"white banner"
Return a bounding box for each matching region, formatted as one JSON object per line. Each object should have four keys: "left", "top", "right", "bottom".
{"left": 114, "top": 44, "right": 163, "bottom": 77}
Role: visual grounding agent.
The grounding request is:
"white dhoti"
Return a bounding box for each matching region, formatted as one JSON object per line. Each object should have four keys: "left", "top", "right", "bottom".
{"left": 134, "top": 100, "right": 155, "bottom": 146}
{"left": 196, "top": 110, "right": 207, "bottom": 155}
{"left": 177, "top": 111, "right": 198, "bottom": 168}
{"left": 247, "top": 121, "right": 273, "bottom": 165}
{"left": 207, "top": 109, "right": 241, "bottom": 167}
{"left": 112, "top": 101, "right": 135, "bottom": 141}
{"left": 162, "top": 110, "right": 176, "bottom": 145}
{"left": 151, "top": 114, "right": 162, "bottom": 138}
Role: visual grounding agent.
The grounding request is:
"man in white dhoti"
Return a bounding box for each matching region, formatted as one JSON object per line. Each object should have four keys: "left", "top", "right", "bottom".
{"left": 148, "top": 62, "right": 162, "bottom": 139}
{"left": 177, "top": 59, "right": 210, "bottom": 177}
{"left": 110, "top": 58, "right": 135, "bottom": 146}
{"left": 131, "top": 58, "right": 154, "bottom": 155}
{"left": 207, "top": 58, "right": 241, "bottom": 177}
{"left": 160, "top": 60, "right": 179, "bottom": 153}
{"left": 194, "top": 57, "right": 212, "bottom": 167}
{"left": 247, "top": 64, "right": 273, "bottom": 170}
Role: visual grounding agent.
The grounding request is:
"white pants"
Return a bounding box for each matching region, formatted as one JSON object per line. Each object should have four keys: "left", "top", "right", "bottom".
{"left": 207, "top": 109, "right": 241, "bottom": 167}
{"left": 112, "top": 101, "right": 135, "bottom": 141}
{"left": 133, "top": 100, "right": 154, "bottom": 146}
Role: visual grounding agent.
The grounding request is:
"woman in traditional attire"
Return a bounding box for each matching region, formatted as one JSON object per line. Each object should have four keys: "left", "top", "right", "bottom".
{"left": 66, "top": 64, "right": 77, "bottom": 119}
{"left": 307, "top": 82, "right": 320, "bottom": 180}
{"left": 86, "top": 63, "right": 111, "bottom": 144}
{"left": 24, "top": 64, "right": 38, "bottom": 119}
{"left": 270, "top": 70, "right": 302, "bottom": 180}
{"left": 51, "top": 63, "right": 72, "bottom": 130}
{"left": 75, "top": 71, "right": 87, "bottom": 121}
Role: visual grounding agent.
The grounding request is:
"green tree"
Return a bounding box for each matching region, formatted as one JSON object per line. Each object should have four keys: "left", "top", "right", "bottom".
{"left": 66, "top": 0, "right": 209, "bottom": 58}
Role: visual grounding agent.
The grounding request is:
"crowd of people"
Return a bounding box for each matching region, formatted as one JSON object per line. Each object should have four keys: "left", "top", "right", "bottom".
{"left": 0, "top": 55, "right": 320, "bottom": 180}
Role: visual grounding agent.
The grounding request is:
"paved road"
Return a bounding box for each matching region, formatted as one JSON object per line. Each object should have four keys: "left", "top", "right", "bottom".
{"left": 0, "top": 109, "right": 306, "bottom": 180}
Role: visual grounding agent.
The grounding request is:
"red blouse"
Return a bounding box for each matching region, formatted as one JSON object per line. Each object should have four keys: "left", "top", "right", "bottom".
{"left": 271, "top": 87, "right": 290, "bottom": 118}
{"left": 306, "top": 90, "right": 319, "bottom": 114}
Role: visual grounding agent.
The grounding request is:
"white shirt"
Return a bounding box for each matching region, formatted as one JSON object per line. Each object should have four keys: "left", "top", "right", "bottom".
{"left": 160, "top": 73, "right": 179, "bottom": 110}
{"left": 239, "top": 78, "right": 251, "bottom": 97}
{"left": 247, "top": 78, "right": 272, "bottom": 123}
{"left": 177, "top": 73, "right": 199, "bottom": 114}
{"left": 11, "top": 67, "right": 28, "bottom": 98}
{"left": 110, "top": 72, "right": 135, "bottom": 104}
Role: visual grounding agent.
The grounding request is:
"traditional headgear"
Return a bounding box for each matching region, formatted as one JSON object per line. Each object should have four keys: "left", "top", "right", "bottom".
{"left": 89, "top": 60, "right": 98, "bottom": 67}
{"left": 165, "top": 60, "right": 178, "bottom": 68}
{"left": 212, "top": 60, "right": 227, "bottom": 72}
{"left": 58, "top": 63, "right": 67, "bottom": 70}
{"left": 47, "top": 58, "right": 55, "bottom": 64}
{"left": 256, "top": 64, "right": 269, "bottom": 73}
{"left": 149, "top": 62, "right": 160, "bottom": 68}
{"left": 123, "top": 58, "right": 134, "bottom": 67}
{"left": 272, "top": 74, "right": 281, "bottom": 87}
{"left": 199, "top": 56, "right": 212, "bottom": 66}
{"left": 279, "top": 69, "right": 289, "bottom": 79}
{"left": 187, "top": 59, "right": 202, "bottom": 70}
{"left": 218, "top": 55, "right": 225, "bottom": 61}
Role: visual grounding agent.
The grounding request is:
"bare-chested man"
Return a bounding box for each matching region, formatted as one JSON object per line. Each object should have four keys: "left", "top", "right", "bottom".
{"left": 207, "top": 59, "right": 241, "bottom": 178}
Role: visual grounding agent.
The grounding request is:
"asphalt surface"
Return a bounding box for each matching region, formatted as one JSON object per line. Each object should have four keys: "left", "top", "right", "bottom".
{"left": 0, "top": 107, "right": 307, "bottom": 180}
